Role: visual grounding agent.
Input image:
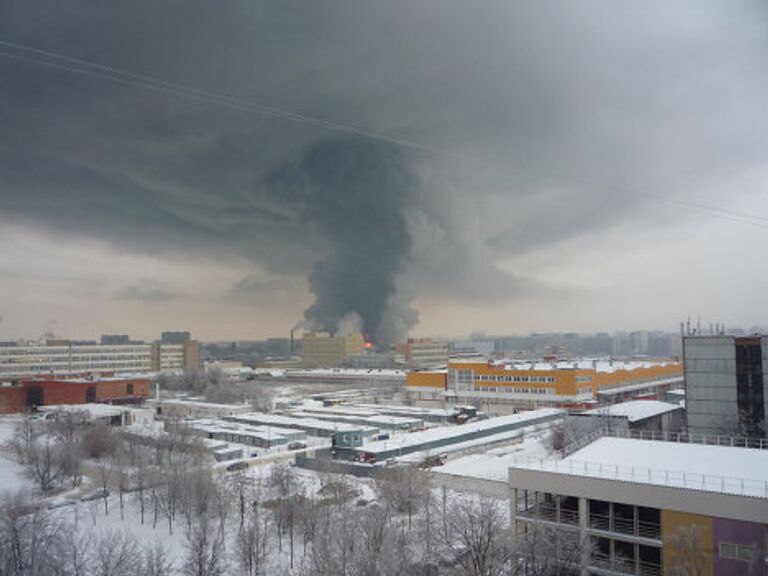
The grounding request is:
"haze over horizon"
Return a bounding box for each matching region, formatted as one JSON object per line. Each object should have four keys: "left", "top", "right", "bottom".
{"left": 1, "top": 1, "right": 767, "bottom": 342}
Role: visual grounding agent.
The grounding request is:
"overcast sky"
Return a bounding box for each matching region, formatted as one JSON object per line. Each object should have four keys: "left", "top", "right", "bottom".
{"left": 1, "top": 1, "right": 767, "bottom": 342}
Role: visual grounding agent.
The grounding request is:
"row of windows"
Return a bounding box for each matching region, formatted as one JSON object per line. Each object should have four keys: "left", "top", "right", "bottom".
{"left": 576, "top": 375, "right": 593, "bottom": 383}
{"left": 475, "top": 386, "right": 556, "bottom": 395}
{"left": 476, "top": 375, "right": 556, "bottom": 384}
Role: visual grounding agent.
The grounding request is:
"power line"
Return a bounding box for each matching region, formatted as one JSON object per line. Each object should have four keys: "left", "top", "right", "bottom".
{"left": 1, "top": 38, "right": 767, "bottom": 231}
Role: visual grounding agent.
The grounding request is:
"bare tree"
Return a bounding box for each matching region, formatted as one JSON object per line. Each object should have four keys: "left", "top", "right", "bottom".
{"left": 513, "top": 522, "right": 586, "bottom": 576}
{"left": 140, "top": 542, "right": 176, "bottom": 576}
{"left": 235, "top": 506, "right": 271, "bottom": 576}
{"left": 445, "top": 496, "right": 512, "bottom": 576}
{"left": 49, "top": 409, "right": 88, "bottom": 488}
{"left": 182, "top": 514, "right": 227, "bottom": 576}
{"left": 9, "top": 417, "right": 38, "bottom": 464}
{"left": 95, "top": 460, "right": 114, "bottom": 515}
{"left": 26, "top": 437, "right": 65, "bottom": 494}
{"left": 92, "top": 531, "right": 142, "bottom": 576}
{"left": 374, "top": 466, "right": 431, "bottom": 530}
{"left": 667, "top": 525, "right": 710, "bottom": 576}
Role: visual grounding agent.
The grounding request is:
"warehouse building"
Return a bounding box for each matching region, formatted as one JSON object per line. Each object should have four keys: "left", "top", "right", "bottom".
{"left": 224, "top": 412, "right": 379, "bottom": 441}
{"left": 147, "top": 398, "right": 252, "bottom": 420}
{"left": 352, "top": 408, "right": 562, "bottom": 462}
{"left": 577, "top": 400, "right": 685, "bottom": 434}
{"left": 508, "top": 436, "right": 768, "bottom": 576}
{"left": 186, "top": 419, "right": 306, "bottom": 449}
{"left": 0, "top": 374, "right": 151, "bottom": 413}
{"left": 406, "top": 359, "right": 682, "bottom": 409}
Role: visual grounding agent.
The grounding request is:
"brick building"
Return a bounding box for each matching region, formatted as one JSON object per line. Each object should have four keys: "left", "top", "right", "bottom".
{"left": 0, "top": 375, "right": 151, "bottom": 414}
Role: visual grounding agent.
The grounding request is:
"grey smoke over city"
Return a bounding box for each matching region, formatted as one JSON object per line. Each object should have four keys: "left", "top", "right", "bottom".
{"left": 268, "top": 137, "right": 418, "bottom": 345}
{"left": 0, "top": 1, "right": 767, "bottom": 340}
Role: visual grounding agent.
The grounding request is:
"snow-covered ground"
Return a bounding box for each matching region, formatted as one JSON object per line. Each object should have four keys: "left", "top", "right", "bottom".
{"left": 434, "top": 428, "right": 553, "bottom": 482}
{"left": 0, "top": 455, "right": 27, "bottom": 494}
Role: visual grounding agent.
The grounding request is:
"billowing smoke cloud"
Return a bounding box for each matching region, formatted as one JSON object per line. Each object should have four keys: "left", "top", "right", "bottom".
{"left": 269, "top": 137, "right": 418, "bottom": 345}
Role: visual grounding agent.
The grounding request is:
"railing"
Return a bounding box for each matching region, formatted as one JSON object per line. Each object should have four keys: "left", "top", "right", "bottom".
{"left": 589, "top": 554, "right": 661, "bottom": 576}
{"left": 511, "top": 453, "right": 768, "bottom": 498}
{"left": 588, "top": 514, "right": 660, "bottom": 540}
{"left": 561, "top": 427, "right": 767, "bottom": 454}
{"left": 560, "top": 508, "right": 579, "bottom": 525}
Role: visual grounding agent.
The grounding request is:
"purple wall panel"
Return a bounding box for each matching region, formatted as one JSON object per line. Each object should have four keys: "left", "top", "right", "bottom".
{"left": 711, "top": 516, "right": 765, "bottom": 576}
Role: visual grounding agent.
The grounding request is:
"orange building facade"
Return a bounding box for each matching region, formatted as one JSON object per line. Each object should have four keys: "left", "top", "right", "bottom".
{"left": 407, "top": 359, "right": 683, "bottom": 408}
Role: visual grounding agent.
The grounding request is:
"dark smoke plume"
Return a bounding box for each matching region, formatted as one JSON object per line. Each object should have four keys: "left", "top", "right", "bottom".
{"left": 269, "top": 137, "right": 418, "bottom": 345}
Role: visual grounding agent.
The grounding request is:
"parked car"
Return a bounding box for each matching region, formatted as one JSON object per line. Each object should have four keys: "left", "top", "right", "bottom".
{"left": 287, "top": 442, "right": 306, "bottom": 451}
{"left": 226, "top": 461, "right": 249, "bottom": 472}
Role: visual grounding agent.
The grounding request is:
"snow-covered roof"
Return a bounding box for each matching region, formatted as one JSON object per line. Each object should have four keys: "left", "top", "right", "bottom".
{"left": 510, "top": 437, "right": 768, "bottom": 498}
{"left": 581, "top": 400, "right": 682, "bottom": 422}
{"left": 359, "top": 409, "right": 563, "bottom": 455}
{"left": 150, "top": 398, "right": 250, "bottom": 410}
{"left": 225, "top": 412, "right": 377, "bottom": 434}
{"left": 39, "top": 403, "right": 142, "bottom": 418}
{"left": 449, "top": 358, "right": 679, "bottom": 373}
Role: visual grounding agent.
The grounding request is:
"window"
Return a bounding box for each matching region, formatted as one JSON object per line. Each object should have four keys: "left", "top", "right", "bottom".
{"left": 127, "top": 383, "right": 134, "bottom": 395}
{"left": 719, "top": 542, "right": 754, "bottom": 562}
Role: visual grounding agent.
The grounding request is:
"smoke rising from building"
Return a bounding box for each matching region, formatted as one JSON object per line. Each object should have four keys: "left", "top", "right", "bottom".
{"left": 270, "top": 137, "right": 418, "bottom": 346}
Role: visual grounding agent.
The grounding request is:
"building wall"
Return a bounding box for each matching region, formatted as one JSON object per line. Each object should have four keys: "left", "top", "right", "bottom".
{"left": 11, "top": 378, "right": 151, "bottom": 411}
{"left": 0, "top": 386, "right": 27, "bottom": 414}
{"left": 406, "top": 371, "right": 447, "bottom": 390}
{"left": 445, "top": 361, "right": 682, "bottom": 405}
{"left": 712, "top": 517, "right": 765, "bottom": 576}
{"left": 684, "top": 337, "right": 739, "bottom": 435}
{"left": 0, "top": 338, "right": 198, "bottom": 379}
{"left": 661, "top": 510, "right": 713, "bottom": 576}
{"left": 301, "top": 333, "right": 365, "bottom": 367}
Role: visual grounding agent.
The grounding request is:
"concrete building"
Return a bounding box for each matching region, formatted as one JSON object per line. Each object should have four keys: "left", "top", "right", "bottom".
{"left": 0, "top": 335, "right": 199, "bottom": 379}
{"left": 578, "top": 400, "right": 685, "bottom": 434}
{"left": 684, "top": 335, "right": 767, "bottom": 438}
{"left": 407, "top": 359, "right": 683, "bottom": 409}
{"left": 301, "top": 332, "right": 366, "bottom": 367}
{"left": 508, "top": 435, "right": 768, "bottom": 576}
{"left": 353, "top": 409, "right": 562, "bottom": 462}
{"left": 147, "top": 398, "right": 251, "bottom": 420}
{"left": 395, "top": 338, "right": 449, "bottom": 368}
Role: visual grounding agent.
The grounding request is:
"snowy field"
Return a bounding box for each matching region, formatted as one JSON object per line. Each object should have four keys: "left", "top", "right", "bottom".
{"left": 0, "top": 456, "right": 27, "bottom": 493}
{"left": 435, "top": 428, "right": 553, "bottom": 482}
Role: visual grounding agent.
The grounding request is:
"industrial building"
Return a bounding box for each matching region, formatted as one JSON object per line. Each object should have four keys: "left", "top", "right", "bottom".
{"left": 285, "top": 406, "right": 424, "bottom": 432}
{"left": 147, "top": 398, "right": 252, "bottom": 420}
{"left": 37, "top": 402, "right": 156, "bottom": 428}
{"left": 300, "top": 332, "right": 366, "bottom": 367}
{"left": 577, "top": 400, "right": 685, "bottom": 434}
{"left": 0, "top": 375, "right": 151, "bottom": 413}
{"left": 0, "top": 334, "right": 199, "bottom": 379}
{"left": 406, "top": 358, "right": 683, "bottom": 409}
{"left": 224, "top": 412, "right": 379, "bottom": 441}
{"left": 186, "top": 419, "right": 307, "bottom": 449}
{"left": 395, "top": 338, "right": 449, "bottom": 368}
{"left": 352, "top": 408, "right": 562, "bottom": 462}
{"left": 508, "top": 435, "right": 768, "bottom": 576}
{"left": 684, "top": 334, "right": 767, "bottom": 438}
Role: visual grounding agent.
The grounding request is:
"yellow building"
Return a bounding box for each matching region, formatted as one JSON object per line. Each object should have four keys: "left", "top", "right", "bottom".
{"left": 407, "top": 358, "right": 683, "bottom": 407}
{"left": 301, "top": 332, "right": 366, "bottom": 368}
